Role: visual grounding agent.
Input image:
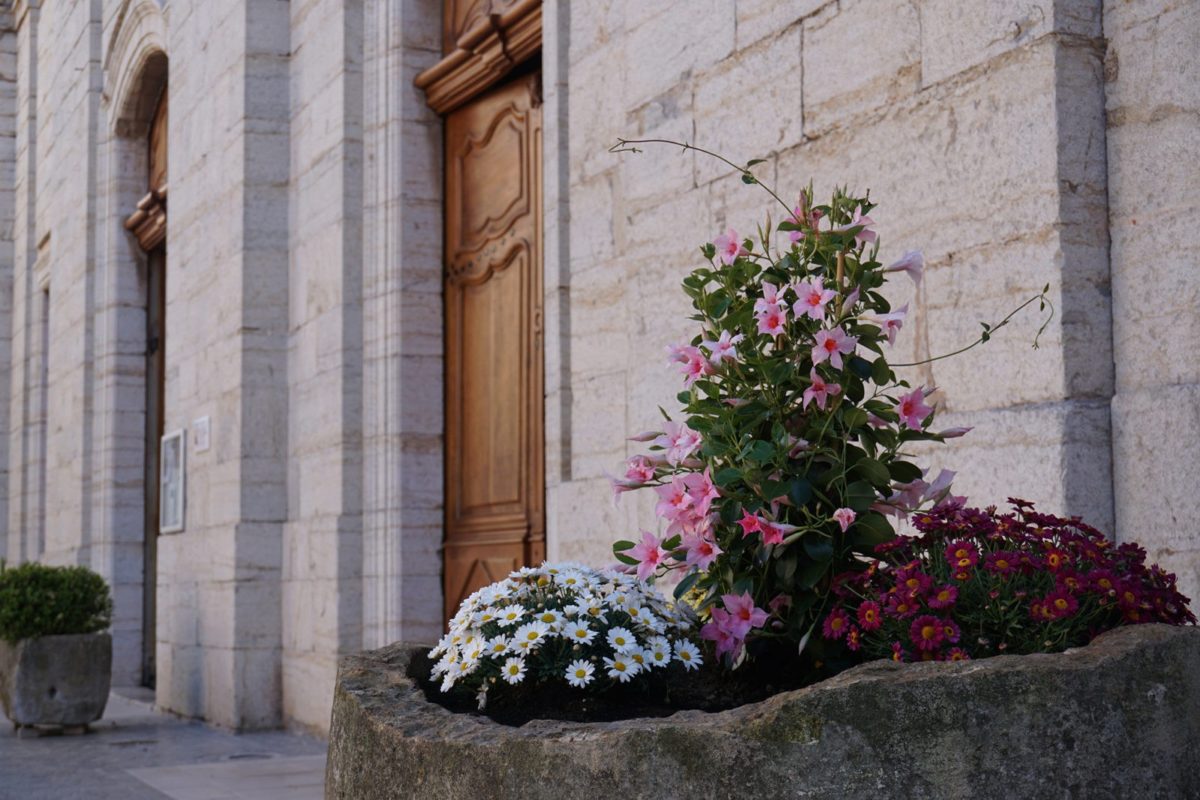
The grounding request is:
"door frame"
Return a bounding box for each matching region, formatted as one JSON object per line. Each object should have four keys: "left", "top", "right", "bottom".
{"left": 416, "top": 1, "right": 545, "bottom": 622}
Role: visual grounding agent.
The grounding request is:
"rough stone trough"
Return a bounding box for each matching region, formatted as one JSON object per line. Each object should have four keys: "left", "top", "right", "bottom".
{"left": 326, "top": 624, "right": 1200, "bottom": 799}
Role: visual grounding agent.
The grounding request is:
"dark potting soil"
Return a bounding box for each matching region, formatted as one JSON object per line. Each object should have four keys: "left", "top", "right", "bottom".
{"left": 412, "top": 643, "right": 841, "bottom": 727}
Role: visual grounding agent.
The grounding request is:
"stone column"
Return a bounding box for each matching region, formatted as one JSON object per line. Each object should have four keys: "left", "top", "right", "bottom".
{"left": 360, "top": 0, "right": 443, "bottom": 651}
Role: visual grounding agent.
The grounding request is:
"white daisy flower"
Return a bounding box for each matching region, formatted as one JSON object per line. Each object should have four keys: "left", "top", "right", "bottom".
{"left": 564, "top": 659, "right": 595, "bottom": 688}
{"left": 673, "top": 640, "right": 702, "bottom": 670}
{"left": 439, "top": 661, "right": 465, "bottom": 692}
{"left": 485, "top": 636, "right": 509, "bottom": 656}
{"left": 603, "top": 655, "right": 640, "bottom": 683}
{"left": 606, "top": 626, "right": 638, "bottom": 653}
{"left": 646, "top": 637, "right": 671, "bottom": 668}
{"left": 475, "top": 606, "right": 501, "bottom": 625}
{"left": 512, "top": 620, "right": 551, "bottom": 651}
{"left": 534, "top": 609, "right": 564, "bottom": 628}
{"left": 500, "top": 657, "right": 526, "bottom": 685}
{"left": 629, "top": 649, "right": 647, "bottom": 669}
{"left": 496, "top": 607, "right": 525, "bottom": 628}
{"left": 565, "top": 620, "right": 596, "bottom": 645}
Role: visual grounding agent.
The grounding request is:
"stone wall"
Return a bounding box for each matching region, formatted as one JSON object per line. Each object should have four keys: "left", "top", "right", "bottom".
{"left": 1105, "top": 0, "right": 1200, "bottom": 606}
{"left": 543, "top": 0, "right": 1198, "bottom": 608}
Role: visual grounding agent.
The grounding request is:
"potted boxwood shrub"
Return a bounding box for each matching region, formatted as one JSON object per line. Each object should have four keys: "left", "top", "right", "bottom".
{"left": 0, "top": 560, "right": 114, "bottom": 732}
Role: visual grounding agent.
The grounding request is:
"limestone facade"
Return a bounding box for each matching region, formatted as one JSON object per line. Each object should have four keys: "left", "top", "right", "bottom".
{"left": 0, "top": 0, "right": 1194, "bottom": 733}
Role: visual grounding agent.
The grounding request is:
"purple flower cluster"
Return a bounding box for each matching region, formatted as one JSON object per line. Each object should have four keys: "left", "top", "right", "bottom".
{"left": 823, "top": 500, "right": 1196, "bottom": 662}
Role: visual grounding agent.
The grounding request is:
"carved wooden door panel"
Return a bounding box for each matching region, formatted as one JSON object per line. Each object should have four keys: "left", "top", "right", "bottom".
{"left": 443, "top": 73, "right": 544, "bottom": 620}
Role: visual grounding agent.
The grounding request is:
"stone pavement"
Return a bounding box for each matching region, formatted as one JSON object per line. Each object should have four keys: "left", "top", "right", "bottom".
{"left": 0, "top": 687, "right": 328, "bottom": 800}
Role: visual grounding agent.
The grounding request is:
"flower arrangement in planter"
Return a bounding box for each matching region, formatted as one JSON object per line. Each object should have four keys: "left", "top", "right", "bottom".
{"left": 822, "top": 499, "right": 1196, "bottom": 662}
{"left": 0, "top": 560, "right": 114, "bottom": 731}
{"left": 430, "top": 139, "right": 1192, "bottom": 723}
{"left": 607, "top": 140, "right": 1055, "bottom": 673}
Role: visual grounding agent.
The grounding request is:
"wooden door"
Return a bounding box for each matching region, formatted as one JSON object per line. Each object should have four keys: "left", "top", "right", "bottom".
{"left": 443, "top": 73, "right": 544, "bottom": 620}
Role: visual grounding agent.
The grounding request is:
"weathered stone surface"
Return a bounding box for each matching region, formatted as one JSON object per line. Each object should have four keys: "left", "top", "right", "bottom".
{"left": 0, "top": 634, "right": 111, "bottom": 727}
{"left": 326, "top": 625, "right": 1200, "bottom": 799}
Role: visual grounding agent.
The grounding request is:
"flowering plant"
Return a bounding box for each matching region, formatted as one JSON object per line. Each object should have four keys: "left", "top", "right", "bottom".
{"left": 608, "top": 139, "right": 1050, "bottom": 667}
{"left": 430, "top": 563, "right": 701, "bottom": 701}
{"left": 821, "top": 500, "right": 1196, "bottom": 662}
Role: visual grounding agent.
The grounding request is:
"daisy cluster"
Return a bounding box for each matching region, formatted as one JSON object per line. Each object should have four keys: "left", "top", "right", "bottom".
{"left": 823, "top": 500, "right": 1196, "bottom": 662}
{"left": 430, "top": 562, "right": 702, "bottom": 696}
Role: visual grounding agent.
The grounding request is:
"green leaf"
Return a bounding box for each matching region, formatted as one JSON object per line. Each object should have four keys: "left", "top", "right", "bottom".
{"left": 714, "top": 467, "right": 742, "bottom": 488}
{"left": 662, "top": 535, "right": 682, "bottom": 551}
{"left": 746, "top": 158, "right": 766, "bottom": 167}
{"left": 700, "top": 243, "right": 716, "bottom": 260}
{"left": 797, "top": 558, "right": 829, "bottom": 590}
{"left": 851, "top": 457, "right": 890, "bottom": 486}
{"left": 673, "top": 571, "right": 701, "bottom": 599}
{"left": 741, "top": 173, "right": 758, "bottom": 185}
{"left": 749, "top": 440, "right": 776, "bottom": 464}
{"left": 850, "top": 512, "right": 895, "bottom": 549}
{"left": 849, "top": 356, "right": 873, "bottom": 381}
{"left": 802, "top": 536, "right": 833, "bottom": 561}
{"left": 613, "top": 540, "right": 636, "bottom": 552}
{"left": 844, "top": 480, "right": 878, "bottom": 512}
{"left": 788, "top": 478, "right": 813, "bottom": 506}
{"left": 888, "top": 460, "right": 923, "bottom": 483}
{"left": 870, "top": 356, "right": 892, "bottom": 385}
{"left": 613, "top": 551, "right": 639, "bottom": 566}
{"left": 774, "top": 552, "right": 798, "bottom": 585}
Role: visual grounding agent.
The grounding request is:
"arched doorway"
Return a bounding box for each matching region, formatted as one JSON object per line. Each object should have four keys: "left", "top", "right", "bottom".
{"left": 123, "top": 86, "right": 168, "bottom": 687}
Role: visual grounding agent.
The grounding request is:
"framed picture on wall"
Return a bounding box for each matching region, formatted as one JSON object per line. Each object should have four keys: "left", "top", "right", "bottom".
{"left": 160, "top": 428, "right": 186, "bottom": 534}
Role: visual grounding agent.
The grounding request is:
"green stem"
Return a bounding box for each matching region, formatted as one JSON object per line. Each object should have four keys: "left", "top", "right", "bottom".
{"left": 610, "top": 137, "right": 792, "bottom": 214}
{"left": 891, "top": 291, "right": 1055, "bottom": 368}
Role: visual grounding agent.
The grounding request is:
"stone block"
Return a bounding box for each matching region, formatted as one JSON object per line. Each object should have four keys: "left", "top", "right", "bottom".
{"left": 735, "top": 0, "right": 827, "bottom": 50}
{"left": 621, "top": 0, "right": 736, "bottom": 109}
{"left": 693, "top": 26, "right": 802, "bottom": 186}
{"left": 1112, "top": 384, "right": 1200, "bottom": 605}
{"left": 802, "top": 0, "right": 921, "bottom": 134}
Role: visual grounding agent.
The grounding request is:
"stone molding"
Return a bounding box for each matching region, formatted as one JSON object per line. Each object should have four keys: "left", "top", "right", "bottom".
{"left": 414, "top": 0, "right": 540, "bottom": 116}
{"left": 103, "top": 0, "right": 167, "bottom": 136}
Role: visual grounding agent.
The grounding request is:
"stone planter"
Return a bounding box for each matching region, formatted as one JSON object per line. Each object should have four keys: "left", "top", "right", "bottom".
{"left": 326, "top": 624, "right": 1200, "bottom": 799}
{"left": 0, "top": 633, "right": 112, "bottom": 729}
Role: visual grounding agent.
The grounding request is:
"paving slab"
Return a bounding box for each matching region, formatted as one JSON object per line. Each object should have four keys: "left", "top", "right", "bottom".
{"left": 0, "top": 688, "right": 327, "bottom": 800}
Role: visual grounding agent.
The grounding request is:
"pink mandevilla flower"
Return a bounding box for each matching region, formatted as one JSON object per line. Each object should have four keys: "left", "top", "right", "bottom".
{"left": 700, "top": 608, "right": 739, "bottom": 659}
{"left": 721, "top": 592, "right": 769, "bottom": 638}
{"left": 802, "top": 367, "right": 841, "bottom": 410}
{"left": 654, "top": 475, "right": 695, "bottom": 522}
{"left": 871, "top": 303, "right": 908, "bottom": 346}
{"left": 682, "top": 531, "right": 723, "bottom": 571}
{"left": 756, "top": 304, "right": 787, "bottom": 337}
{"left": 678, "top": 345, "right": 716, "bottom": 387}
{"left": 754, "top": 282, "right": 783, "bottom": 315}
{"left": 714, "top": 228, "right": 748, "bottom": 266}
{"left": 885, "top": 250, "right": 924, "bottom": 286}
{"left": 812, "top": 326, "right": 858, "bottom": 369}
{"left": 623, "top": 455, "right": 656, "bottom": 482}
{"left": 701, "top": 329, "right": 744, "bottom": 365}
{"left": 653, "top": 421, "right": 701, "bottom": 465}
{"left": 792, "top": 279, "right": 838, "bottom": 321}
{"left": 682, "top": 468, "right": 720, "bottom": 516}
{"left": 832, "top": 507, "right": 857, "bottom": 533}
{"left": 628, "top": 530, "right": 668, "bottom": 581}
{"left": 896, "top": 387, "right": 934, "bottom": 429}
{"left": 834, "top": 205, "right": 876, "bottom": 245}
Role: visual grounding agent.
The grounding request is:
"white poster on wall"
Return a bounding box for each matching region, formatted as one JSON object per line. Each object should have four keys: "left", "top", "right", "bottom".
{"left": 160, "top": 428, "right": 186, "bottom": 534}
